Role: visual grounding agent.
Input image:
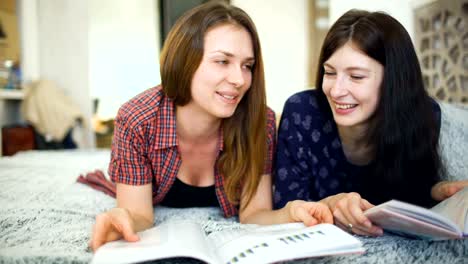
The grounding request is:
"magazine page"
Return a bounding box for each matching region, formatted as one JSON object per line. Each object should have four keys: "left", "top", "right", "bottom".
{"left": 91, "top": 221, "right": 218, "bottom": 264}
{"left": 207, "top": 223, "right": 364, "bottom": 264}
{"left": 364, "top": 199, "right": 464, "bottom": 240}
{"left": 364, "top": 207, "right": 462, "bottom": 240}
{"left": 430, "top": 187, "right": 468, "bottom": 235}
{"left": 385, "top": 201, "right": 460, "bottom": 232}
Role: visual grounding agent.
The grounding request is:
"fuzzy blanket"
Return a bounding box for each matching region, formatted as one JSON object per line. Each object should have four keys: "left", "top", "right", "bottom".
{"left": 1, "top": 152, "right": 466, "bottom": 264}
{"left": 0, "top": 102, "right": 467, "bottom": 264}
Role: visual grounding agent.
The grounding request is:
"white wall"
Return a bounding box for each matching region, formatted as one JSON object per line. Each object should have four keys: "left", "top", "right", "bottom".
{"left": 28, "top": 0, "right": 94, "bottom": 148}
{"left": 329, "top": 0, "right": 415, "bottom": 40}
{"left": 18, "top": 0, "right": 40, "bottom": 84}
{"left": 89, "top": 0, "right": 160, "bottom": 119}
{"left": 233, "top": 0, "right": 310, "bottom": 114}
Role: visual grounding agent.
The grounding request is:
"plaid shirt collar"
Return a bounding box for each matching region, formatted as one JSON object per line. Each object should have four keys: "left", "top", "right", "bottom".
{"left": 154, "top": 95, "right": 224, "bottom": 152}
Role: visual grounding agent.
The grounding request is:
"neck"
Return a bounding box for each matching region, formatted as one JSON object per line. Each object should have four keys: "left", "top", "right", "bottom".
{"left": 337, "top": 124, "right": 368, "bottom": 148}
{"left": 337, "top": 124, "right": 374, "bottom": 165}
{"left": 176, "top": 104, "right": 221, "bottom": 144}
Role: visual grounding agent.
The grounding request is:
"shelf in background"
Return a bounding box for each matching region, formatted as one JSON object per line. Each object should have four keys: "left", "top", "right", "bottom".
{"left": 0, "top": 89, "right": 24, "bottom": 100}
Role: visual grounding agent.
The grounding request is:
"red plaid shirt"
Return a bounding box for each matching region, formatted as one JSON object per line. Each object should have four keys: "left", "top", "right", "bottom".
{"left": 109, "top": 86, "right": 276, "bottom": 217}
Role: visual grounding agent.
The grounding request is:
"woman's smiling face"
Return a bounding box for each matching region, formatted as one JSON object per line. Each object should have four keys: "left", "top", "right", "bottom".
{"left": 322, "top": 42, "right": 384, "bottom": 129}
{"left": 188, "top": 24, "right": 254, "bottom": 120}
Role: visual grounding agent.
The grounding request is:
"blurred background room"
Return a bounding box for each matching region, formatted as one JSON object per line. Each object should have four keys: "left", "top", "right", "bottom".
{"left": 0, "top": 0, "right": 466, "bottom": 156}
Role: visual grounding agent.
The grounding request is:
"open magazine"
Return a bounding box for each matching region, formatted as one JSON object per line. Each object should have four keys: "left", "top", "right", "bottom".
{"left": 364, "top": 187, "right": 468, "bottom": 240}
{"left": 91, "top": 221, "right": 364, "bottom": 264}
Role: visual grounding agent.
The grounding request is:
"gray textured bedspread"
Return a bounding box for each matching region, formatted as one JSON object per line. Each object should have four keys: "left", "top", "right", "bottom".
{"left": 0, "top": 150, "right": 466, "bottom": 264}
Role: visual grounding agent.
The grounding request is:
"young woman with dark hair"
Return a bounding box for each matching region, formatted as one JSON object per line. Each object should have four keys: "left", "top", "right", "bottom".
{"left": 273, "top": 9, "right": 467, "bottom": 237}
{"left": 89, "top": 2, "right": 332, "bottom": 251}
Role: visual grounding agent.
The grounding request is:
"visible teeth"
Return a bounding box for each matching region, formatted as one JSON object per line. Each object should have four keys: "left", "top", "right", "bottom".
{"left": 221, "top": 94, "right": 235, "bottom": 100}
{"left": 336, "top": 104, "right": 356, "bottom": 109}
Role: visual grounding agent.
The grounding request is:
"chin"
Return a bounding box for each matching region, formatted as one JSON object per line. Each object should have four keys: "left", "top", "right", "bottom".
{"left": 216, "top": 101, "right": 240, "bottom": 115}
{"left": 333, "top": 116, "right": 361, "bottom": 127}
{"left": 218, "top": 111, "right": 236, "bottom": 119}
{"left": 215, "top": 107, "right": 238, "bottom": 119}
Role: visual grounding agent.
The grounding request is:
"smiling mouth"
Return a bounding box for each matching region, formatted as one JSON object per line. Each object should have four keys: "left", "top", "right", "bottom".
{"left": 335, "top": 103, "right": 357, "bottom": 110}
{"left": 216, "top": 92, "right": 238, "bottom": 101}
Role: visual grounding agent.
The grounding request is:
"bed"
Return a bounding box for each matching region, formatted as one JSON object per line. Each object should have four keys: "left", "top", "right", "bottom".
{"left": 0, "top": 102, "right": 467, "bottom": 264}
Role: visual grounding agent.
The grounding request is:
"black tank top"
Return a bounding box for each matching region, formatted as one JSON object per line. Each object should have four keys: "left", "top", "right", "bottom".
{"left": 159, "top": 177, "right": 219, "bottom": 208}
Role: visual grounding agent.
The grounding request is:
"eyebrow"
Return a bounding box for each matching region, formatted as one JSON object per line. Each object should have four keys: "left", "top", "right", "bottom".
{"left": 323, "top": 62, "right": 371, "bottom": 72}
{"left": 210, "top": 50, "right": 255, "bottom": 62}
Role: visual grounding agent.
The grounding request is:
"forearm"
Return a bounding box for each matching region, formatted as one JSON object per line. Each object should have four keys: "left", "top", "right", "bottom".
{"left": 115, "top": 183, "right": 154, "bottom": 232}
{"left": 240, "top": 206, "right": 292, "bottom": 225}
{"left": 241, "top": 200, "right": 333, "bottom": 227}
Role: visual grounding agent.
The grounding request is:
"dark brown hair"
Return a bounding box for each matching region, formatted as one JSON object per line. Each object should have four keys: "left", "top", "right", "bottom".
{"left": 160, "top": 2, "right": 267, "bottom": 208}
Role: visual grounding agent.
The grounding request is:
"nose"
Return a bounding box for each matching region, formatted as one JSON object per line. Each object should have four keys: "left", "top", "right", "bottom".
{"left": 329, "top": 75, "right": 347, "bottom": 98}
{"left": 227, "top": 65, "right": 245, "bottom": 88}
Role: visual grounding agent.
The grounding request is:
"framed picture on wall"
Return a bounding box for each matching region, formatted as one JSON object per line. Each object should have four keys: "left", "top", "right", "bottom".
{"left": 160, "top": 0, "right": 229, "bottom": 46}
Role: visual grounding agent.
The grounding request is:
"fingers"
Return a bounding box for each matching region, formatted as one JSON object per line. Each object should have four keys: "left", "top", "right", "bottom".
{"left": 286, "top": 197, "right": 382, "bottom": 236}
{"left": 431, "top": 181, "right": 447, "bottom": 201}
{"left": 89, "top": 209, "right": 139, "bottom": 252}
{"left": 332, "top": 193, "right": 382, "bottom": 236}
{"left": 90, "top": 213, "right": 112, "bottom": 251}
{"left": 448, "top": 180, "right": 468, "bottom": 196}
{"left": 288, "top": 201, "right": 333, "bottom": 226}
{"left": 334, "top": 208, "right": 383, "bottom": 236}
{"left": 438, "top": 182, "right": 457, "bottom": 199}
{"left": 110, "top": 213, "right": 139, "bottom": 242}
{"left": 432, "top": 180, "right": 468, "bottom": 201}
{"left": 294, "top": 206, "right": 318, "bottom": 226}
{"left": 335, "top": 193, "right": 367, "bottom": 226}
{"left": 306, "top": 202, "right": 333, "bottom": 224}
{"left": 360, "top": 198, "right": 374, "bottom": 210}
{"left": 335, "top": 220, "right": 378, "bottom": 236}
{"left": 445, "top": 185, "right": 458, "bottom": 198}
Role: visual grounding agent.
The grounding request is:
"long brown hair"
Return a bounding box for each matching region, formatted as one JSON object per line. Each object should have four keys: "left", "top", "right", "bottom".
{"left": 159, "top": 2, "right": 267, "bottom": 208}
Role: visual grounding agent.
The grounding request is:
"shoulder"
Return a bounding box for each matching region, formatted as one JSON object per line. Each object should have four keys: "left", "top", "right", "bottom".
{"left": 283, "top": 89, "right": 321, "bottom": 112}
{"left": 116, "top": 85, "right": 168, "bottom": 128}
{"left": 279, "top": 89, "right": 328, "bottom": 133}
{"left": 265, "top": 106, "right": 276, "bottom": 141}
{"left": 266, "top": 106, "right": 276, "bottom": 126}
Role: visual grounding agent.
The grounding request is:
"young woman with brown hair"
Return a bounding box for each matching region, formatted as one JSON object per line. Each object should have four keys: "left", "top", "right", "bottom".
{"left": 89, "top": 2, "right": 332, "bottom": 251}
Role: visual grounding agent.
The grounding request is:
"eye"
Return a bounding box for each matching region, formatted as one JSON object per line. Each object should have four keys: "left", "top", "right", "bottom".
{"left": 350, "top": 75, "right": 364, "bottom": 80}
{"left": 216, "top": 60, "right": 228, "bottom": 65}
{"left": 243, "top": 63, "right": 253, "bottom": 70}
{"left": 324, "top": 71, "right": 336, "bottom": 76}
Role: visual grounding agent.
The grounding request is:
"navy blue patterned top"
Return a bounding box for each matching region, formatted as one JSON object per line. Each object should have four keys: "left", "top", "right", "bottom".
{"left": 273, "top": 89, "right": 441, "bottom": 209}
